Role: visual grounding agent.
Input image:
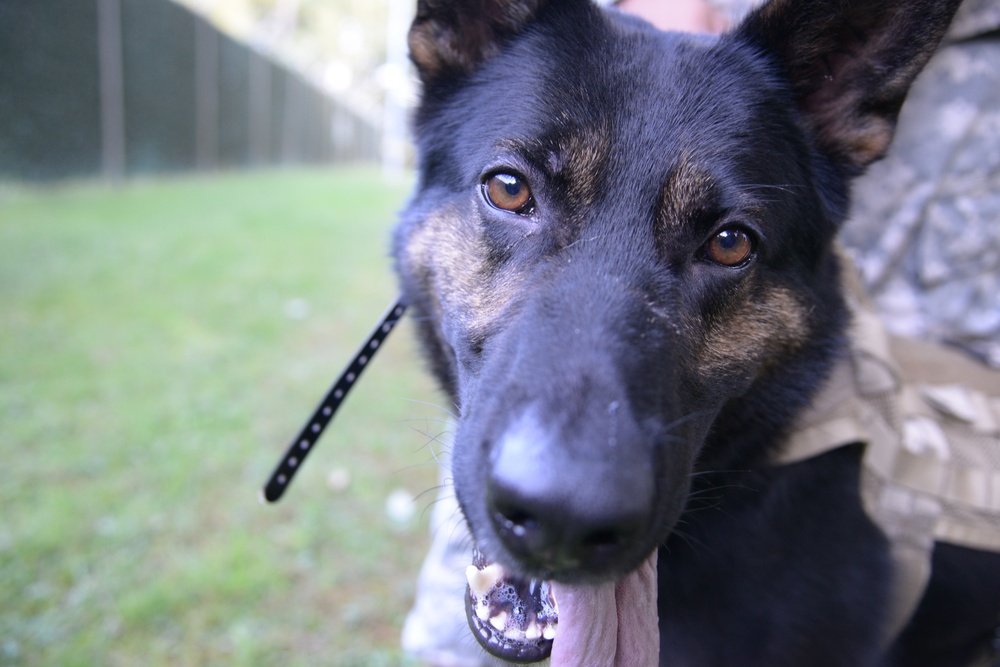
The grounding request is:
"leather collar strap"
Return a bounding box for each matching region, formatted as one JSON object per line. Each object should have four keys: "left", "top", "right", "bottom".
{"left": 261, "top": 299, "right": 407, "bottom": 503}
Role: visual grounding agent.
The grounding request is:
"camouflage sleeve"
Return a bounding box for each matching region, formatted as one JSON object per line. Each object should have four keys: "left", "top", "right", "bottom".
{"left": 842, "top": 0, "right": 1000, "bottom": 368}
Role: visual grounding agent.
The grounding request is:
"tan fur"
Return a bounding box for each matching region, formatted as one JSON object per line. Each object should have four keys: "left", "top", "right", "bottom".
{"left": 558, "top": 125, "right": 612, "bottom": 216}
{"left": 403, "top": 204, "right": 522, "bottom": 348}
{"left": 500, "top": 121, "right": 611, "bottom": 210}
{"left": 657, "top": 155, "right": 720, "bottom": 232}
{"left": 696, "top": 285, "right": 810, "bottom": 379}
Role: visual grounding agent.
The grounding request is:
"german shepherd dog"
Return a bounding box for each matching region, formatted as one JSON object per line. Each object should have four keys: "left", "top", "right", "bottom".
{"left": 392, "top": 0, "right": 1000, "bottom": 664}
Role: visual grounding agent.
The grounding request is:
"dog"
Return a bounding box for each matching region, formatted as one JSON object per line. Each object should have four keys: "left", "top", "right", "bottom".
{"left": 391, "top": 0, "right": 1000, "bottom": 664}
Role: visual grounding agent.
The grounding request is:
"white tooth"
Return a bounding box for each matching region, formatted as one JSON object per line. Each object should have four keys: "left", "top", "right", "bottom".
{"left": 525, "top": 621, "right": 542, "bottom": 640}
{"left": 466, "top": 563, "right": 504, "bottom": 598}
{"left": 490, "top": 611, "right": 509, "bottom": 632}
{"left": 476, "top": 601, "right": 491, "bottom": 622}
{"left": 543, "top": 623, "right": 557, "bottom": 640}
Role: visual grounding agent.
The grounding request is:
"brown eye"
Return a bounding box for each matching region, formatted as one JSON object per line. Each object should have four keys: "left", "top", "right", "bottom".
{"left": 484, "top": 173, "right": 533, "bottom": 213}
{"left": 705, "top": 228, "right": 754, "bottom": 267}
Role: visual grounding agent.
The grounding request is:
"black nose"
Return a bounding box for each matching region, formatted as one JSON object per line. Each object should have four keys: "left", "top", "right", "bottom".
{"left": 486, "top": 412, "right": 654, "bottom": 575}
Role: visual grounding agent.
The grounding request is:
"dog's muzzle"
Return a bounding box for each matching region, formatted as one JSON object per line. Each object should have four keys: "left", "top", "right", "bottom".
{"left": 460, "top": 410, "right": 660, "bottom": 662}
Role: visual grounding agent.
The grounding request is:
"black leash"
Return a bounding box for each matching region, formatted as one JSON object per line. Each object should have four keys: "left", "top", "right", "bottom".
{"left": 260, "top": 298, "right": 407, "bottom": 503}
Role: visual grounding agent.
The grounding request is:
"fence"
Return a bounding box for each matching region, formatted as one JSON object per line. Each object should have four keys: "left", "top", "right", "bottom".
{"left": 0, "top": 0, "right": 380, "bottom": 181}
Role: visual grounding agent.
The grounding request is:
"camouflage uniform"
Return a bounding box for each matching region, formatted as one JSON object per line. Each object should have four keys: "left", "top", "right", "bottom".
{"left": 780, "top": 259, "right": 1000, "bottom": 655}
{"left": 841, "top": 0, "right": 1000, "bottom": 368}
{"left": 402, "top": 469, "right": 505, "bottom": 666}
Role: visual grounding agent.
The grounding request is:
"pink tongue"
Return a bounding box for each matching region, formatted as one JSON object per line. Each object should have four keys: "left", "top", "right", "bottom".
{"left": 549, "top": 553, "right": 659, "bottom": 667}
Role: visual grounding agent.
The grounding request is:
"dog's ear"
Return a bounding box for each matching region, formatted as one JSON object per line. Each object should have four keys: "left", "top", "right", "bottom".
{"left": 736, "top": 0, "right": 962, "bottom": 172}
{"left": 408, "top": 0, "right": 551, "bottom": 84}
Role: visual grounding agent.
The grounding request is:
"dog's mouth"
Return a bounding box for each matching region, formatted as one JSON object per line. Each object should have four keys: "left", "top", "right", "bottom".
{"left": 465, "top": 549, "right": 558, "bottom": 663}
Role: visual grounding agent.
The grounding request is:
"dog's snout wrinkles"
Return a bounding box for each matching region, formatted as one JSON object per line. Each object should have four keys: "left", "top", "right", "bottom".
{"left": 486, "top": 412, "right": 654, "bottom": 575}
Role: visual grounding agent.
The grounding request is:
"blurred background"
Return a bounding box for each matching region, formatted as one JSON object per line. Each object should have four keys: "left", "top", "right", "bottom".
{"left": 0, "top": 0, "right": 417, "bottom": 181}
{"left": 1, "top": 0, "right": 446, "bottom": 664}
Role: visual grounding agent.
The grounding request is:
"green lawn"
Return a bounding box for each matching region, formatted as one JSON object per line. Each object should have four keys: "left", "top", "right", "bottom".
{"left": 0, "top": 168, "right": 449, "bottom": 666}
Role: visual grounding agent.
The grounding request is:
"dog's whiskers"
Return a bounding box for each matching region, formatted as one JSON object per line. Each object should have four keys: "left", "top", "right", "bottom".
{"left": 403, "top": 427, "right": 454, "bottom": 470}
{"left": 662, "top": 409, "right": 715, "bottom": 437}
{"left": 687, "top": 468, "right": 752, "bottom": 478}
{"left": 742, "top": 182, "right": 805, "bottom": 194}
{"left": 416, "top": 486, "right": 458, "bottom": 523}
{"left": 662, "top": 522, "right": 707, "bottom": 553}
{"left": 564, "top": 234, "right": 601, "bottom": 250}
{"left": 402, "top": 397, "right": 460, "bottom": 420}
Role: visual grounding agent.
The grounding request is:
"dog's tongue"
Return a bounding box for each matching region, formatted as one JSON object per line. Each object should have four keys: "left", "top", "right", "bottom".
{"left": 550, "top": 553, "right": 659, "bottom": 667}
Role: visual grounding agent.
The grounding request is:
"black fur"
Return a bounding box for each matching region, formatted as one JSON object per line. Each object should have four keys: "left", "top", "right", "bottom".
{"left": 393, "top": 0, "right": 999, "bottom": 664}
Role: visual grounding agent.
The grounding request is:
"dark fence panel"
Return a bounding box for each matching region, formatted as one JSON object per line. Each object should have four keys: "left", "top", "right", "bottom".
{"left": 0, "top": 1, "right": 103, "bottom": 180}
{"left": 218, "top": 32, "right": 251, "bottom": 168}
{"left": 0, "top": 0, "right": 379, "bottom": 182}
{"left": 122, "top": 0, "right": 198, "bottom": 175}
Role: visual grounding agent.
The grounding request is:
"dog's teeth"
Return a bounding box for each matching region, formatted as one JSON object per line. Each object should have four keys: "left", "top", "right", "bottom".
{"left": 466, "top": 563, "right": 503, "bottom": 598}
{"left": 489, "top": 611, "right": 509, "bottom": 632}
{"left": 466, "top": 562, "right": 557, "bottom": 645}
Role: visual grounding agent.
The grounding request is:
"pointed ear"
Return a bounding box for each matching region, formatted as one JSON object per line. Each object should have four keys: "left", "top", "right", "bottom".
{"left": 736, "top": 0, "right": 962, "bottom": 172}
{"left": 408, "top": 0, "right": 551, "bottom": 85}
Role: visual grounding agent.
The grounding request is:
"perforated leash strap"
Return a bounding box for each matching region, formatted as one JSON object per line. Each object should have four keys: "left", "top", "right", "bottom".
{"left": 261, "top": 299, "right": 407, "bottom": 503}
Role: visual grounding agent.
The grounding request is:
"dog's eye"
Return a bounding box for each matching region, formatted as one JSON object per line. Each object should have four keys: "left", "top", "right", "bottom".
{"left": 484, "top": 173, "right": 533, "bottom": 214}
{"left": 705, "top": 228, "right": 754, "bottom": 267}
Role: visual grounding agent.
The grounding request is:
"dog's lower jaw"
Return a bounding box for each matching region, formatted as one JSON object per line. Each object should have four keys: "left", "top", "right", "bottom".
{"left": 465, "top": 545, "right": 665, "bottom": 665}
{"left": 465, "top": 553, "right": 558, "bottom": 663}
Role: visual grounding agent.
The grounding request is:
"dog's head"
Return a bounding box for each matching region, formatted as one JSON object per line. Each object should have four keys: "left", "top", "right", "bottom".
{"left": 393, "top": 0, "right": 959, "bottom": 660}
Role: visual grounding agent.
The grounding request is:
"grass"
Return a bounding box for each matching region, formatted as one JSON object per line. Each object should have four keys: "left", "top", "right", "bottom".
{"left": 0, "top": 168, "right": 451, "bottom": 665}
